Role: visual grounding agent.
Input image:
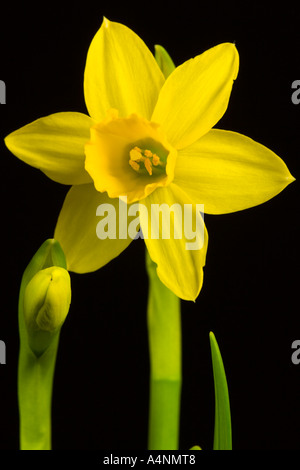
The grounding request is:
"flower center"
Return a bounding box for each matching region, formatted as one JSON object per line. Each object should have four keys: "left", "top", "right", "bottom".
{"left": 84, "top": 111, "right": 177, "bottom": 203}
{"left": 129, "top": 146, "right": 165, "bottom": 176}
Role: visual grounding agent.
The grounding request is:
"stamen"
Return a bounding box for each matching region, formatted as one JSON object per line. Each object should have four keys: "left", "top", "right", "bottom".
{"left": 130, "top": 147, "right": 142, "bottom": 161}
{"left": 152, "top": 154, "right": 161, "bottom": 166}
{"left": 129, "top": 160, "right": 140, "bottom": 171}
{"left": 129, "top": 146, "right": 165, "bottom": 175}
{"left": 144, "top": 149, "right": 153, "bottom": 158}
{"left": 144, "top": 158, "right": 153, "bottom": 176}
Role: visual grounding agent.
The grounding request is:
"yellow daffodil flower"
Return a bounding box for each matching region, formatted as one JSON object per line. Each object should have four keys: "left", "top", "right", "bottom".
{"left": 5, "top": 18, "right": 294, "bottom": 301}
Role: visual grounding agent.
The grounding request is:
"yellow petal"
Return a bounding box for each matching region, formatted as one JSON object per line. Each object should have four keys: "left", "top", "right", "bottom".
{"left": 84, "top": 18, "right": 165, "bottom": 121}
{"left": 54, "top": 184, "right": 132, "bottom": 273}
{"left": 139, "top": 184, "right": 208, "bottom": 301}
{"left": 174, "top": 129, "right": 295, "bottom": 214}
{"left": 5, "top": 112, "right": 93, "bottom": 185}
{"left": 152, "top": 43, "right": 239, "bottom": 149}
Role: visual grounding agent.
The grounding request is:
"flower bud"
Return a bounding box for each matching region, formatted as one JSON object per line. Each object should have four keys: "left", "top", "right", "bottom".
{"left": 23, "top": 266, "right": 71, "bottom": 355}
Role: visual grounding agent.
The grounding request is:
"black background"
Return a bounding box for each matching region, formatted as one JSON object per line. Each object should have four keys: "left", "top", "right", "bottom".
{"left": 0, "top": 1, "right": 299, "bottom": 450}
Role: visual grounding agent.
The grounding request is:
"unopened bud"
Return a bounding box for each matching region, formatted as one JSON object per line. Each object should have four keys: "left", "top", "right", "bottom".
{"left": 23, "top": 266, "right": 71, "bottom": 355}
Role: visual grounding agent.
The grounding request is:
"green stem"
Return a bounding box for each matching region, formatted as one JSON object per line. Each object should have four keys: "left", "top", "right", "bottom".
{"left": 146, "top": 250, "right": 181, "bottom": 450}
{"left": 18, "top": 335, "right": 59, "bottom": 450}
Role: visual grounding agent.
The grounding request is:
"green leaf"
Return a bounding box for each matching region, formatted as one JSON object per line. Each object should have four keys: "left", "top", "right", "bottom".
{"left": 154, "top": 45, "right": 176, "bottom": 79}
{"left": 209, "top": 331, "right": 232, "bottom": 450}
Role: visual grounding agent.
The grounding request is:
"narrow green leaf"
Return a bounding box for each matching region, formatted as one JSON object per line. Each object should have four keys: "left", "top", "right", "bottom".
{"left": 209, "top": 331, "right": 232, "bottom": 450}
{"left": 154, "top": 45, "right": 176, "bottom": 79}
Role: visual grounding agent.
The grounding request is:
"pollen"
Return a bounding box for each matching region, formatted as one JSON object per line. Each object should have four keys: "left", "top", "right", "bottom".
{"left": 129, "top": 160, "right": 140, "bottom": 171}
{"left": 144, "top": 157, "right": 153, "bottom": 175}
{"left": 129, "top": 146, "right": 165, "bottom": 176}
{"left": 152, "top": 154, "right": 161, "bottom": 166}
{"left": 129, "top": 147, "right": 142, "bottom": 161}
{"left": 144, "top": 149, "right": 153, "bottom": 158}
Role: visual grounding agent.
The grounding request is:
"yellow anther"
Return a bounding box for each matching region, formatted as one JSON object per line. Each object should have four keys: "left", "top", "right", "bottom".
{"left": 130, "top": 147, "right": 142, "bottom": 161}
{"left": 129, "top": 160, "right": 140, "bottom": 172}
{"left": 144, "top": 158, "right": 153, "bottom": 175}
{"left": 144, "top": 149, "right": 153, "bottom": 158}
{"left": 129, "top": 146, "right": 164, "bottom": 175}
{"left": 152, "top": 154, "right": 161, "bottom": 166}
